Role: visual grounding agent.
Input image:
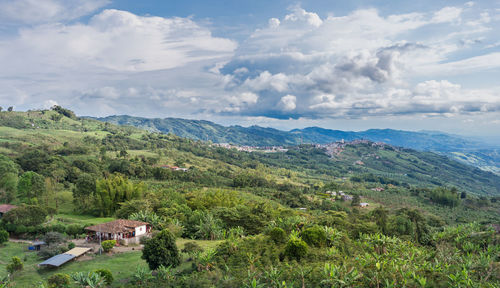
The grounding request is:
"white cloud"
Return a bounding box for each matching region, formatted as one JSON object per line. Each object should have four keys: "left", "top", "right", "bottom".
{"left": 278, "top": 95, "right": 297, "bottom": 111}
{"left": 431, "top": 7, "right": 463, "bottom": 23}
{"left": 0, "top": 2, "right": 499, "bottom": 126}
{"left": 0, "top": 0, "right": 109, "bottom": 24}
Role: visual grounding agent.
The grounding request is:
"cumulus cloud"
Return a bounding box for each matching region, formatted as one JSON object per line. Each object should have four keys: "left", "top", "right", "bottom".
{"left": 0, "top": 0, "right": 109, "bottom": 25}
{"left": 0, "top": 2, "right": 499, "bottom": 125}
{"left": 278, "top": 95, "right": 297, "bottom": 111}
{"left": 217, "top": 4, "right": 500, "bottom": 120}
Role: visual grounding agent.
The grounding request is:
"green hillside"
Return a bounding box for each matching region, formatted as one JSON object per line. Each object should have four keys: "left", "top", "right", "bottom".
{"left": 1, "top": 108, "right": 499, "bottom": 287}
{"left": 95, "top": 115, "right": 500, "bottom": 174}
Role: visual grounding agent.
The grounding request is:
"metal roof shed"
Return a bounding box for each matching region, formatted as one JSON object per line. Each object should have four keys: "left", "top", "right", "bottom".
{"left": 39, "top": 254, "right": 75, "bottom": 267}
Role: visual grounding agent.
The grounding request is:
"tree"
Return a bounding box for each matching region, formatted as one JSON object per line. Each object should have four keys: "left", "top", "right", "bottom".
{"left": 94, "top": 174, "right": 144, "bottom": 216}
{"left": 284, "top": 239, "right": 308, "bottom": 261}
{"left": 7, "top": 106, "right": 13, "bottom": 112}
{"left": 17, "top": 171, "right": 46, "bottom": 203}
{"left": 351, "top": 194, "right": 361, "bottom": 207}
{"left": 0, "top": 229, "right": 9, "bottom": 245}
{"left": 142, "top": 229, "right": 180, "bottom": 270}
{"left": 101, "top": 240, "right": 116, "bottom": 253}
{"left": 0, "top": 155, "right": 18, "bottom": 202}
{"left": 44, "top": 232, "right": 65, "bottom": 246}
{"left": 372, "top": 207, "right": 389, "bottom": 234}
{"left": 48, "top": 273, "right": 71, "bottom": 288}
{"left": 73, "top": 173, "right": 96, "bottom": 211}
{"left": 6, "top": 256, "right": 23, "bottom": 274}
{"left": 301, "top": 226, "right": 327, "bottom": 247}
{"left": 0, "top": 106, "right": 2, "bottom": 112}
{"left": 460, "top": 191, "right": 467, "bottom": 199}
{"left": 2, "top": 205, "right": 47, "bottom": 226}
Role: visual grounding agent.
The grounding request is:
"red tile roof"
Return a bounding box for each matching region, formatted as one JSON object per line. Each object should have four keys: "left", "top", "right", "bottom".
{"left": 0, "top": 204, "right": 17, "bottom": 214}
{"left": 85, "top": 219, "right": 149, "bottom": 234}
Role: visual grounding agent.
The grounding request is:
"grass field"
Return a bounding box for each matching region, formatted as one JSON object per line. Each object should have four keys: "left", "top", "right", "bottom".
{"left": 0, "top": 238, "right": 223, "bottom": 287}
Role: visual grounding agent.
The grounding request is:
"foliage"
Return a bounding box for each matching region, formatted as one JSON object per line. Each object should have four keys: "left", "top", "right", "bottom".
{"left": 0, "top": 229, "right": 8, "bottom": 245}
{"left": 43, "top": 232, "right": 65, "bottom": 246}
{"left": 2, "top": 205, "right": 47, "bottom": 227}
{"left": 142, "top": 229, "right": 181, "bottom": 270}
{"left": 284, "top": 239, "right": 308, "bottom": 261}
{"left": 47, "top": 273, "right": 70, "bottom": 288}
{"left": 101, "top": 240, "right": 116, "bottom": 253}
{"left": 71, "top": 272, "right": 104, "bottom": 288}
{"left": 301, "top": 226, "right": 327, "bottom": 247}
{"left": 93, "top": 269, "right": 113, "bottom": 285}
{"left": 268, "top": 227, "right": 287, "bottom": 243}
{"left": 181, "top": 241, "right": 203, "bottom": 255}
{"left": 129, "top": 210, "right": 163, "bottom": 230}
{"left": 6, "top": 256, "right": 23, "bottom": 274}
{"left": 94, "top": 174, "right": 144, "bottom": 216}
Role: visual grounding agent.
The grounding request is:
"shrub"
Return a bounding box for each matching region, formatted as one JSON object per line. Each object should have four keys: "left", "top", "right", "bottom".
{"left": 0, "top": 229, "right": 8, "bottom": 245}
{"left": 48, "top": 273, "right": 71, "bottom": 288}
{"left": 65, "top": 224, "right": 83, "bottom": 237}
{"left": 142, "top": 229, "right": 180, "bottom": 270}
{"left": 101, "top": 240, "right": 116, "bottom": 253}
{"left": 6, "top": 256, "right": 23, "bottom": 274}
{"left": 94, "top": 268, "right": 114, "bottom": 285}
{"left": 181, "top": 241, "right": 203, "bottom": 255}
{"left": 284, "top": 239, "right": 308, "bottom": 261}
{"left": 268, "top": 227, "right": 287, "bottom": 244}
{"left": 44, "top": 231, "right": 65, "bottom": 246}
{"left": 301, "top": 226, "right": 327, "bottom": 247}
{"left": 68, "top": 242, "right": 76, "bottom": 250}
{"left": 38, "top": 246, "right": 66, "bottom": 260}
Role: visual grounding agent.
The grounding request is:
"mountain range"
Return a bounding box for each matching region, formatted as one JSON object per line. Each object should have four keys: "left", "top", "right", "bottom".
{"left": 95, "top": 115, "right": 500, "bottom": 174}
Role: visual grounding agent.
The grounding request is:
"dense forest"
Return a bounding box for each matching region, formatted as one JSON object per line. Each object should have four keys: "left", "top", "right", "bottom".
{"left": 0, "top": 107, "right": 499, "bottom": 287}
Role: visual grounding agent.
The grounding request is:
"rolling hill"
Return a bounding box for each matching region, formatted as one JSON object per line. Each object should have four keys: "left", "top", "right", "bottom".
{"left": 95, "top": 115, "right": 500, "bottom": 174}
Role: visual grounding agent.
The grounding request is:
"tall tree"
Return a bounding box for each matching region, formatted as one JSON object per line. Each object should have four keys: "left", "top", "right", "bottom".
{"left": 142, "top": 229, "right": 180, "bottom": 270}
{"left": 95, "top": 174, "right": 144, "bottom": 216}
{"left": 17, "top": 171, "right": 46, "bottom": 204}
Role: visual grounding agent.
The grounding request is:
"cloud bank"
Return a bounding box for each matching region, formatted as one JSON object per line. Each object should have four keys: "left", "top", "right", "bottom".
{"left": 0, "top": 1, "right": 499, "bottom": 129}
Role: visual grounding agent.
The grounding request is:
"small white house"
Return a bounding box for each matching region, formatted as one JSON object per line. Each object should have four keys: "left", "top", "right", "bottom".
{"left": 359, "top": 202, "right": 369, "bottom": 208}
{"left": 85, "top": 219, "right": 151, "bottom": 244}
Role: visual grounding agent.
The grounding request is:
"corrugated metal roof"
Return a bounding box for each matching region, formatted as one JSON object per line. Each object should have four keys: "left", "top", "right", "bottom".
{"left": 39, "top": 254, "right": 75, "bottom": 267}
{"left": 65, "top": 247, "right": 91, "bottom": 257}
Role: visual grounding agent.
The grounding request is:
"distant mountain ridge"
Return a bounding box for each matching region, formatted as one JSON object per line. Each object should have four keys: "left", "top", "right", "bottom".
{"left": 94, "top": 115, "right": 500, "bottom": 174}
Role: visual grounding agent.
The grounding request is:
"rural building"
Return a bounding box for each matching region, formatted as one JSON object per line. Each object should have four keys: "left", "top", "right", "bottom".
{"left": 29, "top": 241, "right": 47, "bottom": 251}
{"left": 39, "top": 247, "right": 91, "bottom": 268}
{"left": 360, "top": 202, "right": 369, "bottom": 208}
{"left": 85, "top": 219, "right": 151, "bottom": 244}
{"left": 0, "top": 204, "right": 17, "bottom": 218}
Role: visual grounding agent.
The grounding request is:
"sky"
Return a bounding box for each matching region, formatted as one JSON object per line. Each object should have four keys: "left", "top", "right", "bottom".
{"left": 0, "top": 0, "right": 499, "bottom": 138}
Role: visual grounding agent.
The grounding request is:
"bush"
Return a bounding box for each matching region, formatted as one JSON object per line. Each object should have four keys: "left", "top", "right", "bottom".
{"left": 6, "top": 256, "right": 23, "bottom": 274}
{"left": 65, "top": 224, "right": 83, "bottom": 237}
{"left": 101, "top": 240, "right": 116, "bottom": 253}
{"left": 181, "top": 241, "right": 203, "bottom": 255}
{"left": 301, "top": 226, "right": 327, "bottom": 247}
{"left": 268, "top": 227, "right": 287, "bottom": 244}
{"left": 94, "top": 268, "right": 114, "bottom": 285}
{"left": 44, "top": 231, "right": 65, "bottom": 246}
{"left": 284, "top": 239, "right": 308, "bottom": 261}
{"left": 142, "top": 229, "right": 180, "bottom": 270}
{"left": 67, "top": 242, "right": 76, "bottom": 250}
{"left": 38, "top": 246, "right": 66, "bottom": 260}
{"left": 48, "top": 273, "right": 71, "bottom": 288}
{"left": 0, "top": 229, "right": 8, "bottom": 245}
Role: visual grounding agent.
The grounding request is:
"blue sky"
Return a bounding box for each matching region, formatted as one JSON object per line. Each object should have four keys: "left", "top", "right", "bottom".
{"left": 0, "top": 0, "right": 499, "bottom": 138}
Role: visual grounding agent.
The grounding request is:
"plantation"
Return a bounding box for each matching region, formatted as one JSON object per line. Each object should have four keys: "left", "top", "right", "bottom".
{"left": 0, "top": 108, "right": 499, "bottom": 287}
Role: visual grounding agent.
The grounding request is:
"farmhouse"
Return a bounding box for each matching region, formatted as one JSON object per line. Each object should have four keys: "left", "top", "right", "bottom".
{"left": 360, "top": 202, "right": 369, "bottom": 208}
{"left": 85, "top": 219, "right": 151, "bottom": 244}
{"left": 0, "top": 204, "right": 17, "bottom": 218}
